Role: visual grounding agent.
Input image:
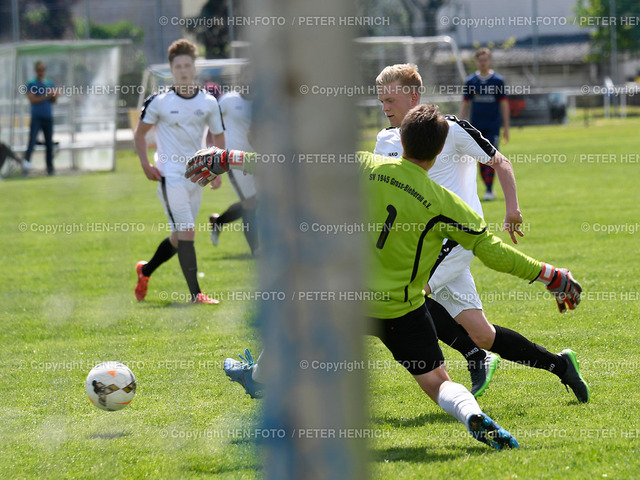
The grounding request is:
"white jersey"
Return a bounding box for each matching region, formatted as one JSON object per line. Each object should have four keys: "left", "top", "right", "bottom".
{"left": 141, "top": 88, "right": 224, "bottom": 177}
{"left": 374, "top": 115, "right": 496, "bottom": 217}
{"left": 218, "top": 92, "right": 254, "bottom": 151}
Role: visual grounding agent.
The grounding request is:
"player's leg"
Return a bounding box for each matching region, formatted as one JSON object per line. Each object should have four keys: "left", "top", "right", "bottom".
{"left": 172, "top": 178, "right": 218, "bottom": 303}
{"left": 223, "top": 348, "right": 265, "bottom": 398}
{"left": 210, "top": 202, "right": 242, "bottom": 246}
{"left": 41, "top": 116, "right": 54, "bottom": 175}
{"left": 374, "top": 304, "right": 517, "bottom": 450}
{"left": 429, "top": 248, "right": 500, "bottom": 396}
{"left": 427, "top": 297, "right": 500, "bottom": 397}
{"left": 241, "top": 195, "right": 259, "bottom": 255}
{"left": 225, "top": 170, "right": 259, "bottom": 253}
{"left": 449, "top": 270, "right": 589, "bottom": 402}
{"left": 22, "top": 117, "right": 40, "bottom": 174}
{"left": 134, "top": 179, "right": 180, "bottom": 301}
{"left": 489, "top": 325, "right": 589, "bottom": 402}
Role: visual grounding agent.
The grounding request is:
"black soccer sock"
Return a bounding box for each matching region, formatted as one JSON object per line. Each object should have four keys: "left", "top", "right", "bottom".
{"left": 142, "top": 237, "right": 177, "bottom": 277}
{"left": 242, "top": 207, "right": 259, "bottom": 254}
{"left": 217, "top": 202, "right": 244, "bottom": 226}
{"left": 425, "top": 297, "right": 486, "bottom": 364}
{"left": 490, "top": 325, "right": 567, "bottom": 377}
{"left": 177, "top": 240, "right": 201, "bottom": 300}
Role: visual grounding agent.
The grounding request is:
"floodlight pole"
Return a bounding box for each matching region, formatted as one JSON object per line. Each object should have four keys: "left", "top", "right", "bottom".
{"left": 227, "top": 0, "right": 235, "bottom": 47}
{"left": 532, "top": 0, "right": 540, "bottom": 86}
{"left": 11, "top": 0, "right": 19, "bottom": 42}
{"left": 609, "top": 0, "right": 618, "bottom": 85}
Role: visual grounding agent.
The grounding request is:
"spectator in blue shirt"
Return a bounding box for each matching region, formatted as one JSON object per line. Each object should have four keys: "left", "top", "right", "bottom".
{"left": 461, "top": 48, "right": 510, "bottom": 201}
{"left": 24, "top": 61, "right": 58, "bottom": 176}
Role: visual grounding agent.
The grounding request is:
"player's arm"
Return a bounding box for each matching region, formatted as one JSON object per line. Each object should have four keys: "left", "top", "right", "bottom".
{"left": 134, "top": 121, "right": 161, "bottom": 181}
{"left": 439, "top": 192, "right": 581, "bottom": 313}
{"left": 27, "top": 90, "right": 55, "bottom": 105}
{"left": 207, "top": 131, "right": 225, "bottom": 149}
{"left": 500, "top": 98, "right": 510, "bottom": 143}
{"left": 486, "top": 151, "right": 523, "bottom": 243}
{"left": 203, "top": 130, "right": 224, "bottom": 189}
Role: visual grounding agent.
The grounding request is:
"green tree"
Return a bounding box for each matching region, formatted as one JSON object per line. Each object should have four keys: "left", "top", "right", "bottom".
{"left": 187, "top": 0, "right": 237, "bottom": 59}
{"left": 575, "top": 0, "right": 640, "bottom": 60}
{"left": 20, "top": 0, "right": 80, "bottom": 40}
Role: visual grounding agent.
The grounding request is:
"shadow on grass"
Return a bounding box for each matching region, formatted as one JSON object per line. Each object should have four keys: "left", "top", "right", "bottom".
{"left": 371, "top": 444, "right": 490, "bottom": 463}
{"left": 136, "top": 300, "right": 214, "bottom": 309}
{"left": 371, "top": 412, "right": 457, "bottom": 429}
{"left": 88, "top": 431, "right": 131, "bottom": 439}
{"left": 212, "top": 252, "right": 255, "bottom": 261}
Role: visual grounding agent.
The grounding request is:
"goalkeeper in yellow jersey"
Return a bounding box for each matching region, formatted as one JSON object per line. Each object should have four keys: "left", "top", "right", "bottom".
{"left": 184, "top": 104, "right": 582, "bottom": 450}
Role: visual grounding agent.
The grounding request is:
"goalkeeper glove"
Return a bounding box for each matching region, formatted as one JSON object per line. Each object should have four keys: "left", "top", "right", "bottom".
{"left": 536, "top": 263, "right": 582, "bottom": 313}
{"left": 185, "top": 147, "right": 230, "bottom": 186}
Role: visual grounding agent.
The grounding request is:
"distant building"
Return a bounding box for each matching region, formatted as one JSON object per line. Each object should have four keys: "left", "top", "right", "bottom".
{"left": 441, "top": 0, "right": 586, "bottom": 47}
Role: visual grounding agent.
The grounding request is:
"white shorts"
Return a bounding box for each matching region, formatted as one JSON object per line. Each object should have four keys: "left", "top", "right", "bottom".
{"left": 228, "top": 170, "right": 257, "bottom": 201}
{"left": 157, "top": 175, "right": 204, "bottom": 232}
{"left": 429, "top": 245, "right": 482, "bottom": 318}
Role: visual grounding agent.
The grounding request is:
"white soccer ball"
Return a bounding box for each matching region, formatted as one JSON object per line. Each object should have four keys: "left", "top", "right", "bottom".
{"left": 86, "top": 362, "right": 136, "bottom": 411}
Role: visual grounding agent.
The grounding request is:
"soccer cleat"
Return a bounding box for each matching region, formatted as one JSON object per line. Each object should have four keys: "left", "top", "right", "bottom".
{"left": 558, "top": 349, "right": 590, "bottom": 403}
{"left": 223, "top": 349, "right": 264, "bottom": 399}
{"left": 134, "top": 261, "right": 150, "bottom": 301}
{"left": 209, "top": 213, "right": 221, "bottom": 246}
{"left": 483, "top": 191, "right": 496, "bottom": 201}
{"left": 468, "top": 413, "right": 519, "bottom": 450}
{"left": 192, "top": 292, "right": 220, "bottom": 304}
{"left": 469, "top": 352, "right": 500, "bottom": 397}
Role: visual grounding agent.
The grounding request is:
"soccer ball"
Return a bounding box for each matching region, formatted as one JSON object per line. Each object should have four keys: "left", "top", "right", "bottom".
{"left": 86, "top": 362, "right": 136, "bottom": 411}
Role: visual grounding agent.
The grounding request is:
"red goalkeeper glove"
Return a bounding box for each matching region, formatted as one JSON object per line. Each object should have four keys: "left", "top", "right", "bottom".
{"left": 185, "top": 147, "right": 230, "bottom": 186}
{"left": 536, "top": 263, "right": 582, "bottom": 313}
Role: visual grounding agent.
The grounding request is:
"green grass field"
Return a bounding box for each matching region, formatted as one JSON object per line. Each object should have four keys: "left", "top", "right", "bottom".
{"left": 2, "top": 118, "right": 640, "bottom": 479}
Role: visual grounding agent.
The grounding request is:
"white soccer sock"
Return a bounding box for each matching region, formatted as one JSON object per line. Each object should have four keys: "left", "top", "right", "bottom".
{"left": 437, "top": 382, "right": 482, "bottom": 431}
{"left": 251, "top": 362, "right": 263, "bottom": 383}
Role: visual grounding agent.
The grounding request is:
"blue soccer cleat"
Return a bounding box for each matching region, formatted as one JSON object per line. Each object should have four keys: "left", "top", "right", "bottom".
{"left": 223, "top": 349, "right": 264, "bottom": 399}
{"left": 468, "top": 413, "right": 519, "bottom": 451}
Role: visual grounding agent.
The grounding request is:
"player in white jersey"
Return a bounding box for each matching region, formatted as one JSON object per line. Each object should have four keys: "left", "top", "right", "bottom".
{"left": 373, "top": 64, "right": 589, "bottom": 403}
{"left": 209, "top": 84, "right": 259, "bottom": 254}
{"left": 132, "top": 39, "right": 225, "bottom": 304}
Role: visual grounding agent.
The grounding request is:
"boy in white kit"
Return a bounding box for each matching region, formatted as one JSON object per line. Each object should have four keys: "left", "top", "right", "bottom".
{"left": 374, "top": 64, "right": 589, "bottom": 403}
{"left": 210, "top": 70, "right": 259, "bottom": 255}
{"left": 133, "top": 39, "right": 225, "bottom": 304}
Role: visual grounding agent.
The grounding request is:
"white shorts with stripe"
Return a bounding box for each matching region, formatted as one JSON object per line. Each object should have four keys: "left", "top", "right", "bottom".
{"left": 428, "top": 245, "right": 483, "bottom": 318}
{"left": 157, "top": 175, "right": 204, "bottom": 232}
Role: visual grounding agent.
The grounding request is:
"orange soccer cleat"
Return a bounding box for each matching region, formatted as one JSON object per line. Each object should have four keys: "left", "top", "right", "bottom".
{"left": 134, "top": 261, "right": 150, "bottom": 301}
{"left": 192, "top": 292, "right": 220, "bottom": 304}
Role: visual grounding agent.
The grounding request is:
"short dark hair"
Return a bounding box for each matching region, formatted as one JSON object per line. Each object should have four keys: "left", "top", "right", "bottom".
{"left": 168, "top": 39, "right": 197, "bottom": 64}
{"left": 400, "top": 104, "right": 449, "bottom": 161}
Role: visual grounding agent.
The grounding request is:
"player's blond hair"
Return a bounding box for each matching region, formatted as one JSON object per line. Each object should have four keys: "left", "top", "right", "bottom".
{"left": 375, "top": 64, "right": 423, "bottom": 89}
{"left": 168, "top": 39, "right": 197, "bottom": 64}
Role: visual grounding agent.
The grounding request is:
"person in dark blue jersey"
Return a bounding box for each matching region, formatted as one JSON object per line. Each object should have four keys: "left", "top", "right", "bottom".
{"left": 461, "top": 48, "right": 510, "bottom": 201}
